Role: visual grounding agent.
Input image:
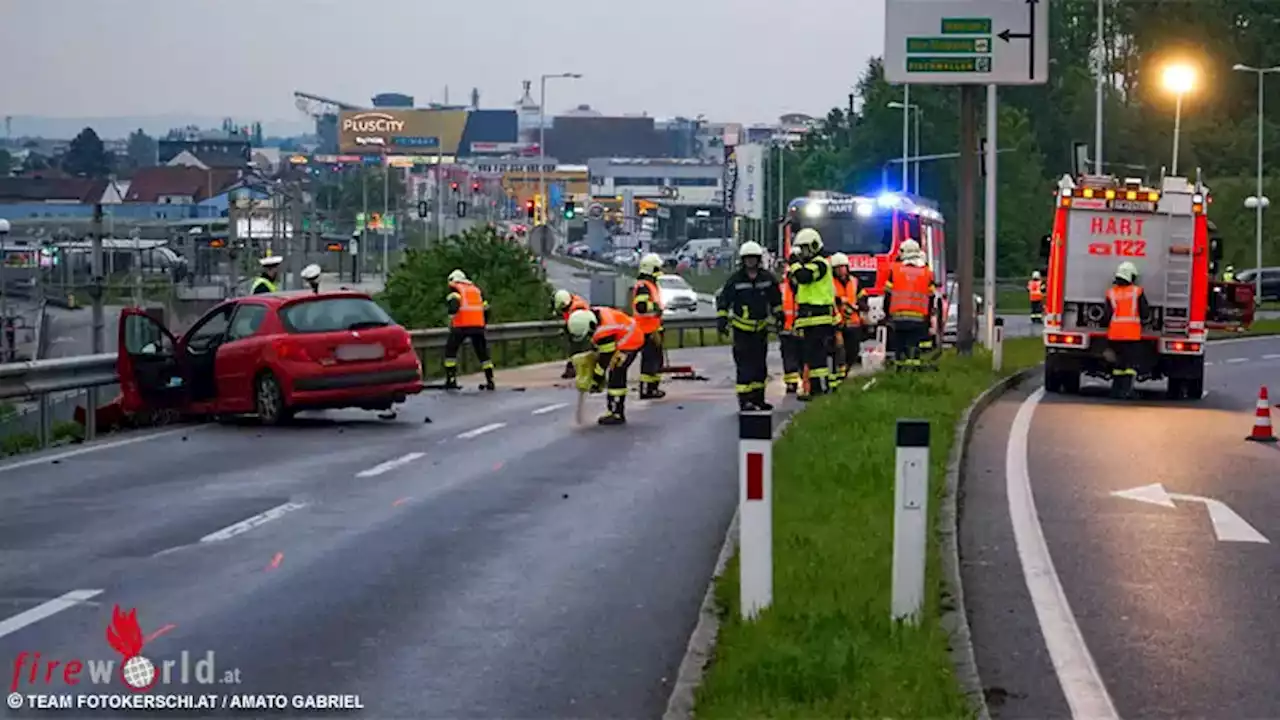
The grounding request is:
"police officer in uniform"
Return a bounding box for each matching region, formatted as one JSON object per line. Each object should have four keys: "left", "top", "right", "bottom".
{"left": 788, "top": 229, "right": 836, "bottom": 398}
{"left": 717, "top": 241, "right": 782, "bottom": 411}
{"left": 251, "top": 255, "right": 283, "bottom": 294}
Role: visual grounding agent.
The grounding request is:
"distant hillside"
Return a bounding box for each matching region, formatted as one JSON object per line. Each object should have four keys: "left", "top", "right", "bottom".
{"left": 3, "top": 115, "right": 314, "bottom": 140}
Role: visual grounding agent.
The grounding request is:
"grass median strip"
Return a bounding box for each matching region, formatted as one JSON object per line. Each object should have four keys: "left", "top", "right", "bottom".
{"left": 695, "top": 338, "right": 1044, "bottom": 718}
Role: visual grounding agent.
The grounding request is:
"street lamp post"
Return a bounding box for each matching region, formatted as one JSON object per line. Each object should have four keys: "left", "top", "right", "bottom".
{"left": 888, "top": 101, "right": 922, "bottom": 193}
{"left": 1161, "top": 63, "right": 1197, "bottom": 176}
{"left": 0, "top": 218, "right": 8, "bottom": 362}
{"left": 538, "top": 72, "right": 582, "bottom": 227}
{"left": 1233, "top": 63, "right": 1280, "bottom": 300}
{"left": 1095, "top": 0, "right": 1104, "bottom": 174}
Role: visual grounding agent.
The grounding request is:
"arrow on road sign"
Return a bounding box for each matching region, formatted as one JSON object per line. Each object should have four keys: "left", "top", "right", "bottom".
{"left": 1111, "top": 483, "right": 1269, "bottom": 543}
{"left": 997, "top": 0, "right": 1039, "bottom": 80}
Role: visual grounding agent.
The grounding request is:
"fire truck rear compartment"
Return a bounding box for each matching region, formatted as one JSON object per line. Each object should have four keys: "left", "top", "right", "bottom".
{"left": 1044, "top": 339, "right": 1205, "bottom": 398}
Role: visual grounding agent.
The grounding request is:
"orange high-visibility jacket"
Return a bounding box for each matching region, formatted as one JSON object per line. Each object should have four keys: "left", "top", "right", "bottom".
{"left": 591, "top": 306, "right": 644, "bottom": 353}
{"left": 1027, "top": 279, "right": 1044, "bottom": 302}
{"left": 833, "top": 275, "right": 861, "bottom": 327}
{"left": 449, "top": 281, "right": 486, "bottom": 328}
{"left": 1106, "top": 285, "right": 1143, "bottom": 341}
{"left": 886, "top": 263, "right": 933, "bottom": 319}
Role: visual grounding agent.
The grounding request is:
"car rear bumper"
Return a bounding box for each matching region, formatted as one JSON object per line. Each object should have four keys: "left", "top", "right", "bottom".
{"left": 285, "top": 367, "right": 424, "bottom": 409}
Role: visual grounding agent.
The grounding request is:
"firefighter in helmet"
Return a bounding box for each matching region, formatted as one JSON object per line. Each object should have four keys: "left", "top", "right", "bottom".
{"left": 716, "top": 241, "right": 782, "bottom": 410}
{"left": 554, "top": 288, "right": 591, "bottom": 379}
{"left": 1103, "top": 260, "right": 1149, "bottom": 399}
{"left": 882, "top": 239, "right": 936, "bottom": 367}
{"left": 1027, "top": 270, "right": 1044, "bottom": 323}
{"left": 788, "top": 229, "right": 836, "bottom": 398}
{"left": 631, "top": 253, "right": 667, "bottom": 399}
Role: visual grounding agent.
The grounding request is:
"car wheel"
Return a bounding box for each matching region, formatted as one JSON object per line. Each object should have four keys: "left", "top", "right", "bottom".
{"left": 255, "top": 372, "right": 293, "bottom": 426}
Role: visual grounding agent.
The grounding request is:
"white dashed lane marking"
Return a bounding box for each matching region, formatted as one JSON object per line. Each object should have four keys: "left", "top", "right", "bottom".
{"left": 200, "top": 502, "right": 307, "bottom": 543}
{"left": 1226, "top": 358, "right": 1248, "bottom": 364}
{"left": 1263, "top": 354, "right": 1280, "bottom": 360}
{"left": 356, "top": 452, "right": 426, "bottom": 478}
{"left": 457, "top": 423, "right": 506, "bottom": 440}
{"left": 0, "top": 590, "right": 103, "bottom": 639}
{"left": 531, "top": 403, "right": 568, "bottom": 415}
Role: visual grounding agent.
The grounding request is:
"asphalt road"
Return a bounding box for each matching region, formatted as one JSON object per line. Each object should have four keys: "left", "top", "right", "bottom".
{"left": 0, "top": 343, "right": 794, "bottom": 719}
{"left": 961, "top": 335, "right": 1280, "bottom": 718}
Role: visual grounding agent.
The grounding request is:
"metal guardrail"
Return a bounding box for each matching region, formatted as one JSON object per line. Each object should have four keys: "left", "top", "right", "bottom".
{"left": 0, "top": 314, "right": 720, "bottom": 449}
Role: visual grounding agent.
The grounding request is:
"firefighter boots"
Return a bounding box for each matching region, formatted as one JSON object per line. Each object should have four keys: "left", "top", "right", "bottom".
{"left": 598, "top": 395, "right": 626, "bottom": 425}
{"left": 561, "top": 360, "right": 576, "bottom": 379}
{"left": 639, "top": 382, "right": 666, "bottom": 400}
{"left": 481, "top": 368, "right": 496, "bottom": 391}
{"left": 443, "top": 366, "right": 460, "bottom": 390}
{"left": 751, "top": 390, "right": 773, "bottom": 411}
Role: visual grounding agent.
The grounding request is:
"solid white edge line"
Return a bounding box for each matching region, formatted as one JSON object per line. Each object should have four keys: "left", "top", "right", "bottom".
{"left": 531, "top": 403, "right": 568, "bottom": 415}
{"left": 1007, "top": 387, "right": 1119, "bottom": 719}
{"left": 199, "top": 501, "right": 307, "bottom": 543}
{"left": 457, "top": 422, "right": 506, "bottom": 439}
{"left": 0, "top": 426, "right": 198, "bottom": 475}
{"left": 355, "top": 452, "right": 426, "bottom": 478}
{"left": 0, "top": 590, "right": 103, "bottom": 639}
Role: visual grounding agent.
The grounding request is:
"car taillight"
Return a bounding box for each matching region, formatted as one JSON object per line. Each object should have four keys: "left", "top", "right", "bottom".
{"left": 388, "top": 331, "right": 413, "bottom": 357}
{"left": 275, "top": 339, "right": 313, "bottom": 362}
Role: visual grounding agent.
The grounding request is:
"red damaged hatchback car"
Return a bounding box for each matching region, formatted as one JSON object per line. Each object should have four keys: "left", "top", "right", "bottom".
{"left": 117, "top": 290, "right": 424, "bottom": 424}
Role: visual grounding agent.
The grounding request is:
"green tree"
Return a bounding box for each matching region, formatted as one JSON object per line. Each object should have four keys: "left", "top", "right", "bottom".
{"left": 61, "top": 127, "right": 112, "bottom": 178}
{"left": 125, "top": 129, "right": 157, "bottom": 169}
{"left": 0, "top": 149, "right": 11, "bottom": 176}
{"left": 381, "top": 226, "right": 552, "bottom": 329}
{"left": 313, "top": 167, "right": 406, "bottom": 231}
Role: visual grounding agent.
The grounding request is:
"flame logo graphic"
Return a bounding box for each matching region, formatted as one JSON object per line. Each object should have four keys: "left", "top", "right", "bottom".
{"left": 107, "top": 606, "right": 144, "bottom": 659}
{"left": 106, "top": 605, "right": 158, "bottom": 692}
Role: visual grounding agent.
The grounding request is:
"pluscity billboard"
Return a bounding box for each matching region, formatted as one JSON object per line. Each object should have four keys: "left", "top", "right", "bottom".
{"left": 338, "top": 110, "right": 468, "bottom": 154}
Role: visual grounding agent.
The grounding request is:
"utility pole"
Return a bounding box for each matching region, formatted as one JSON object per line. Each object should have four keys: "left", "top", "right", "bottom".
{"left": 956, "top": 86, "right": 979, "bottom": 353}
{"left": 359, "top": 168, "right": 368, "bottom": 284}
{"left": 382, "top": 153, "right": 390, "bottom": 282}
{"left": 87, "top": 203, "right": 105, "bottom": 441}
{"left": 1094, "top": 0, "right": 1104, "bottom": 174}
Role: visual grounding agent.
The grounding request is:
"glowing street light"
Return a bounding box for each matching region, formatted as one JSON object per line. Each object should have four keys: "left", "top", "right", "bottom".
{"left": 1161, "top": 63, "right": 1197, "bottom": 175}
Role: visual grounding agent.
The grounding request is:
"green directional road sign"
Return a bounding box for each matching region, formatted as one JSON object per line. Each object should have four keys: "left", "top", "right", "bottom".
{"left": 906, "top": 56, "right": 991, "bottom": 73}
{"left": 886, "top": 0, "right": 1051, "bottom": 86}
{"left": 941, "top": 17, "right": 992, "bottom": 34}
{"left": 907, "top": 36, "right": 991, "bottom": 53}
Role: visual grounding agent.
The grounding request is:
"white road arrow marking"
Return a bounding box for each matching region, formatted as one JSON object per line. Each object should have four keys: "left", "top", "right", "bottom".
{"left": 1111, "top": 483, "right": 1269, "bottom": 543}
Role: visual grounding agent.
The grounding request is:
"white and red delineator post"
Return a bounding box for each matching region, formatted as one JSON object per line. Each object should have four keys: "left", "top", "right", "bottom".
{"left": 891, "top": 418, "right": 930, "bottom": 624}
{"left": 739, "top": 410, "right": 773, "bottom": 620}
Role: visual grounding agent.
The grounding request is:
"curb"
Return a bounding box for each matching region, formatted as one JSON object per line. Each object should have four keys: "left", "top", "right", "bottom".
{"left": 662, "top": 408, "right": 799, "bottom": 720}
{"left": 938, "top": 363, "right": 1042, "bottom": 720}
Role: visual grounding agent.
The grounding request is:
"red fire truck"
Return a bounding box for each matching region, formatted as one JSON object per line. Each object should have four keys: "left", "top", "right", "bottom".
{"left": 1040, "top": 172, "right": 1253, "bottom": 399}
{"left": 782, "top": 191, "right": 956, "bottom": 340}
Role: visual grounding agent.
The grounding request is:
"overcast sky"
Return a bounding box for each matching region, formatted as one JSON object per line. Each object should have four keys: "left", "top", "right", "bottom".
{"left": 0, "top": 0, "right": 884, "bottom": 125}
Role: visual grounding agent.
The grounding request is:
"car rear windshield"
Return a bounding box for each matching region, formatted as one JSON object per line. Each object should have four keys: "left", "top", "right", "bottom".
{"left": 280, "top": 297, "right": 394, "bottom": 333}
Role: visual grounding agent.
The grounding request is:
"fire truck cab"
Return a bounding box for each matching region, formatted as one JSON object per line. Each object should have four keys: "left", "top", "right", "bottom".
{"left": 1040, "top": 172, "right": 1237, "bottom": 399}
{"left": 783, "top": 191, "right": 953, "bottom": 342}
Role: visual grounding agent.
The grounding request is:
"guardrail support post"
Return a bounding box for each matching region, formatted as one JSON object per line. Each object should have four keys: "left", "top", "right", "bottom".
{"left": 892, "top": 418, "right": 929, "bottom": 624}
{"left": 992, "top": 317, "right": 1005, "bottom": 372}
{"left": 37, "top": 392, "right": 49, "bottom": 449}
{"left": 84, "top": 388, "right": 97, "bottom": 442}
{"left": 739, "top": 410, "right": 773, "bottom": 620}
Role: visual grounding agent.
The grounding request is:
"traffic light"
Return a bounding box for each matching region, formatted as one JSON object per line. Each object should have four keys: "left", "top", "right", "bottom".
{"left": 471, "top": 182, "right": 480, "bottom": 193}
{"left": 563, "top": 201, "right": 575, "bottom": 219}
{"left": 418, "top": 200, "right": 429, "bottom": 218}
{"left": 450, "top": 182, "right": 460, "bottom": 194}
{"left": 457, "top": 201, "right": 468, "bottom": 218}
{"left": 525, "top": 199, "right": 535, "bottom": 219}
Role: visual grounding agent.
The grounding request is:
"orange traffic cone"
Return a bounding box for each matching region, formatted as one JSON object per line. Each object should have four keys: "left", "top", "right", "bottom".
{"left": 1247, "top": 386, "right": 1277, "bottom": 443}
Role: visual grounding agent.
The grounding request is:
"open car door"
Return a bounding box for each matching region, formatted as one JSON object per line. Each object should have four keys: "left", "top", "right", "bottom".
{"left": 117, "top": 308, "right": 190, "bottom": 413}
{"left": 1207, "top": 281, "right": 1256, "bottom": 329}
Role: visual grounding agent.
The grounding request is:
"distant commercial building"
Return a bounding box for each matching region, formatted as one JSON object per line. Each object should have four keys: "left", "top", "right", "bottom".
{"left": 372, "top": 93, "right": 414, "bottom": 108}
{"left": 587, "top": 158, "right": 723, "bottom": 207}
{"left": 545, "top": 115, "right": 666, "bottom": 164}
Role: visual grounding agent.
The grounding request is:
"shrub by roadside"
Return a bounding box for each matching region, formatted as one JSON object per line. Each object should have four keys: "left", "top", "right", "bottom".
{"left": 695, "top": 338, "right": 1044, "bottom": 718}
{"left": 381, "top": 226, "right": 554, "bottom": 329}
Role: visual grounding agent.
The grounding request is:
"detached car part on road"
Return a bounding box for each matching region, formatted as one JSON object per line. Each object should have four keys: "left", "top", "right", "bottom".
{"left": 117, "top": 290, "right": 423, "bottom": 424}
